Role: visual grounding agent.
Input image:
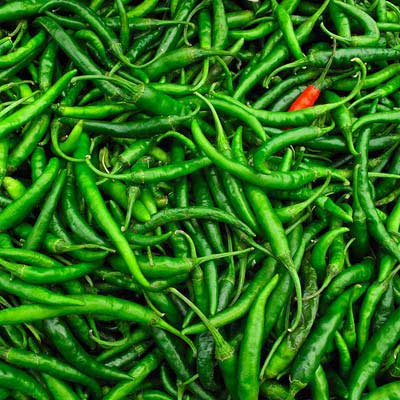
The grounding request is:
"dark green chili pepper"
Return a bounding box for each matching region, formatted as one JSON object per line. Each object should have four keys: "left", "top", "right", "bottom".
{"left": 308, "top": 134, "right": 400, "bottom": 154}
{"left": 264, "top": 262, "right": 319, "bottom": 379}
{"left": 321, "top": 259, "right": 375, "bottom": 308}
{"left": 357, "top": 254, "right": 396, "bottom": 353}
{"left": 170, "top": 286, "right": 239, "bottom": 400}
{"left": 308, "top": 47, "right": 400, "bottom": 68}
{"left": 43, "top": 317, "right": 132, "bottom": 382}
{"left": 372, "top": 280, "right": 394, "bottom": 333}
{"left": 134, "top": 206, "right": 254, "bottom": 238}
{"left": 160, "top": 364, "right": 177, "bottom": 397}
{"left": 216, "top": 233, "right": 237, "bottom": 312}
{"left": 40, "top": 0, "right": 128, "bottom": 63}
{"left": 151, "top": 328, "right": 216, "bottom": 400}
{"left": 38, "top": 40, "right": 58, "bottom": 91}
{"left": 356, "top": 103, "right": 400, "bottom": 263}
{"left": 127, "top": 28, "right": 162, "bottom": 62}
{"left": 155, "top": 0, "right": 197, "bottom": 56}
{"left": 143, "top": 47, "right": 231, "bottom": 81}
{"left": 37, "top": 17, "right": 142, "bottom": 100}
{"left": 196, "top": 332, "right": 219, "bottom": 392}
{"left": 348, "top": 306, "right": 400, "bottom": 400}
{"left": 289, "top": 286, "right": 360, "bottom": 397}
{"left": 62, "top": 112, "right": 193, "bottom": 137}
{"left": 310, "top": 227, "right": 349, "bottom": 282}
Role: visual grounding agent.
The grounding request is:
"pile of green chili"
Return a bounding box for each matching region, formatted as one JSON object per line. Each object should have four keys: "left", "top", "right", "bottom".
{"left": 0, "top": 0, "right": 399, "bottom": 398}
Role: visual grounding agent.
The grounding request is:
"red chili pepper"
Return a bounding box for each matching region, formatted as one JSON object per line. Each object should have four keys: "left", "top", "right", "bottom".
{"left": 288, "top": 41, "right": 336, "bottom": 112}
{"left": 288, "top": 85, "right": 321, "bottom": 111}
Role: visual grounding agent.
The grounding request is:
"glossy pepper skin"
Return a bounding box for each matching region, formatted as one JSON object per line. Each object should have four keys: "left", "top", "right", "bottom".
{"left": 0, "top": 0, "right": 399, "bottom": 398}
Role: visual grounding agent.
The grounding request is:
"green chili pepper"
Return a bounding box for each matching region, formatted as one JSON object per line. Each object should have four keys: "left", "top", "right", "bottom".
{"left": 290, "top": 286, "right": 361, "bottom": 397}
{"left": 0, "top": 70, "right": 76, "bottom": 140}
{"left": 0, "top": 158, "right": 60, "bottom": 231}
{"left": 348, "top": 306, "right": 400, "bottom": 400}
